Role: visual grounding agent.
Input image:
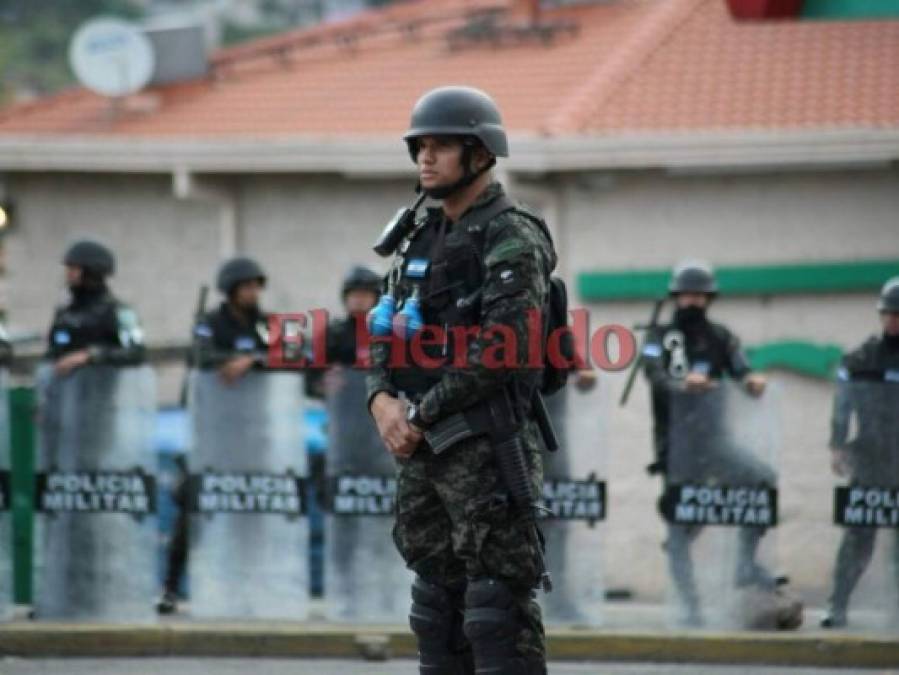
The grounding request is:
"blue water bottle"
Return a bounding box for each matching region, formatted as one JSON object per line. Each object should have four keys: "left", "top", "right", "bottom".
{"left": 395, "top": 286, "right": 423, "bottom": 339}
{"left": 368, "top": 293, "right": 397, "bottom": 337}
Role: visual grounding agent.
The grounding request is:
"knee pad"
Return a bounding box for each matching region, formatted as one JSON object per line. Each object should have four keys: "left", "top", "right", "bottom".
{"left": 410, "top": 577, "right": 473, "bottom": 675}
{"left": 410, "top": 576, "right": 456, "bottom": 643}
{"left": 463, "top": 578, "right": 517, "bottom": 644}
{"left": 464, "top": 578, "right": 544, "bottom": 675}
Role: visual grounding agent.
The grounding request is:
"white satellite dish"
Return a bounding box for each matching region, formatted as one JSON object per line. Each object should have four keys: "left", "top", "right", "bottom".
{"left": 69, "top": 18, "right": 156, "bottom": 98}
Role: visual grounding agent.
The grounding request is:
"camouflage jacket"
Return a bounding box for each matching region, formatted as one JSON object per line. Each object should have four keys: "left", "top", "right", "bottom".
{"left": 365, "top": 182, "right": 557, "bottom": 426}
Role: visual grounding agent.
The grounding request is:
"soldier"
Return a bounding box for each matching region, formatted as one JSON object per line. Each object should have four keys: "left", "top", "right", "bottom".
{"left": 367, "top": 86, "right": 557, "bottom": 674}
{"left": 157, "top": 256, "right": 272, "bottom": 614}
{"left": 642, "top": 261, "right": 775, "bottom": 626}
{"left": 46, "top": 240, "right": 145, "bottom": 370}
{"left": 822, "top": 277, "right": 899, "bottom": 628}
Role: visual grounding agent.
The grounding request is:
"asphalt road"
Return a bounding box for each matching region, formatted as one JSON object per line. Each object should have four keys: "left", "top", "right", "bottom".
{"left": 0, "top": 659, "right": 892, "bottom": 675}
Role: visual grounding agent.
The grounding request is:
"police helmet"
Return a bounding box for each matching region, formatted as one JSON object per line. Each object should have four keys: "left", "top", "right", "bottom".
{"left": 669, "top": 260, "right": 719, "bottom": 295}
{"left": 878, "top": 276, "right": 899, "bottom": 313}
{"left": 403, "top": 86, "right": 509, "bottom": 162}
{"left": 216, "top": 257, "right": 267, "bottom": 295}
{"left": 62, "top": 240, "right": 115, "bottom": 277}
{"left": 341, "top": 265, "right": 381, "bottom": 298}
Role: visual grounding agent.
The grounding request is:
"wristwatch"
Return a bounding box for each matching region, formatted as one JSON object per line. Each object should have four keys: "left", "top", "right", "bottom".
{"left": 406, "top": 403, "right": 428, "bottom": 431}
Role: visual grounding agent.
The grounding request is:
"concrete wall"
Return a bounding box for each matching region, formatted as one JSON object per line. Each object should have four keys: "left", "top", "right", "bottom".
{"left": 547, "top": 167, "right": 899, "bottom": 603}
{"left": 5, "top": 172, "right": 410, "bottom": 346}
{"left": 6, "top": 173, "right": 221, "bottom": 346}
{"left": 4, "top": 172, "right": 409, "bottom": 399}
{"left": 4, "top": 165, "right": 898, "bottom": 606}
{"left": 235, "top": 174, "right": 406, "bottom": 319}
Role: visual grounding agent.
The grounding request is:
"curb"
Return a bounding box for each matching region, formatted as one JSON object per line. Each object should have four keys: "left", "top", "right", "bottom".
{"left": 1, "top": 623, "right": 898, "bottom": 667}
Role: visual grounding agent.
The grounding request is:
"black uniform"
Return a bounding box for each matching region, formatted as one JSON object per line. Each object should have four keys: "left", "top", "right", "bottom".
{"left": 644, "top": 310, "right": 751, "bottom": 470}
{"left": 642, "top": 308, "right": 776, "bottom": 620}
{"left": 46, "top": 285, "right": 144, "bottom": 365}
{"left": 160, "top": 301, "right": 273, "bottom": 607}
{"left": 826, "top": 333, "right": 899, "bottom": 621}
{"left": 191, "top": 302, "right": 272, "bottom": 369}
{"left": 306, "top": 312, "right": 372, "bottom": 504}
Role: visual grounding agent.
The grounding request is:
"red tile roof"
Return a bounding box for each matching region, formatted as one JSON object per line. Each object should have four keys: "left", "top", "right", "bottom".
{"left": 0, "top": 0, "right": 896, "bottom": 138}
{"left": 581, "top": 0, "right": 899, "bottom": 132}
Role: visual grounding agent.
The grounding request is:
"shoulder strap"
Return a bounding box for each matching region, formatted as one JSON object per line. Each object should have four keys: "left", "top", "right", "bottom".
{"left": 462, "top": 194, "right": 556, "bottom": 258}
{"left": 508, "top": 203, "right": 555, "bottom": 250}
{"left": 466, "top": 194, "right": 516, "bottom": 226}
{"left": 426, "top": 195, "right": 517, "bottom": 274}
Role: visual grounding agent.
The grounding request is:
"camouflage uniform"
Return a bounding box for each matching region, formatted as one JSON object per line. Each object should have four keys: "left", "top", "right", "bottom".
{"left": 367, "top": 182, "right": 555, "bottom": 666}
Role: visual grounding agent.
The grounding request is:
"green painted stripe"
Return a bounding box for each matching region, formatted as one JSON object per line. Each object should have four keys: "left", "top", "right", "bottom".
{"left": 578, "top": 259, "right": 899, "bottom": 301}
{"left": 801, "top": 0, "right": 899, "bottom": 19}
{"left": 746, "top": 340, "right": 843, "bottom": 379}
{"left": 9, "top": 387, "right": 34, "bottom": 604}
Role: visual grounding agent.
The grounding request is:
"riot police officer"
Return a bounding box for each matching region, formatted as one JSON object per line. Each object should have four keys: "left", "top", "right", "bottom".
{"left": 40, "top": 239, "right": 153, "bottom": 620}
{"left": 157, "top": 256, "right": 272, "bottom": 614}
{"left": 309, "top": 264, "right": 382, "bottom": 486}
{"left": 46, "top": 240, "right": 145, "bottom": 370}
{"left": 331, "top": 265, "right": 381, "bottom": 365}
{"left": 304, "top": 265, "right": 382, "bottom": 607}
{"left": 822, "top": 276, "right": 899, "bottom": 628}
{"left": 192, "top": 256, "right": 272, "bottom": 382}
{"left": 306, "top": 265, "right": 382, "bottom": 398}
{"left": 367, "top": 87, "right": 557, "bottom": 674}
{"left": 642, "top": 261, "right": 775, "bottom": 625}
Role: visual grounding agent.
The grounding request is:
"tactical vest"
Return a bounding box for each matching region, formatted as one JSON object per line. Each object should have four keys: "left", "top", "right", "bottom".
{"left": 653, "top": 322, "right": 733, "bottom": 381}
{"left": 49, "top": 293, "right": 121, "bottom": 357}
{"left": 387, "top": 195, "right": 551, "bottom": 397}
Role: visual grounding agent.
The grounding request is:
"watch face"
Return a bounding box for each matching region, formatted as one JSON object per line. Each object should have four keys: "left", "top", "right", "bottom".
{"left": 406, "top": 406, "right": 417, "bottom": 421}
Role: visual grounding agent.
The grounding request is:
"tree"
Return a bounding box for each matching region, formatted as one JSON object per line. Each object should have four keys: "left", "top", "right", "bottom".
{"left": 0, "top": 0, "right": 143, "bottom": 103}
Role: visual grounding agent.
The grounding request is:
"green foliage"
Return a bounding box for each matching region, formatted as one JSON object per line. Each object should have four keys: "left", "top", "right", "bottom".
{"left": 221, "top": 20, "right": 284, "bottom": 47}
{"left": 0, "top": 0, "right": 143, "bottom": 103}
{"left": 0, "top": 1, "right": 401, "bottom": 101}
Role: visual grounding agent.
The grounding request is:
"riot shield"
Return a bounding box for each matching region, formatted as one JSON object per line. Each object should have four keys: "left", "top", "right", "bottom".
{"left": 187, "top": 369, "right": 308, "bottom": 620}
{"left": 539, "top": 384, "right": 608, "bottom": 627}
{"left": 324, "top": 367, "right": 409, "bottom": 622}
{"left": 0, "top": 369, "right": 12, "bottom": 620}
{"left": 34, "top": 363, "right": 157, "bottom": 621}
{"left": 661, "top": 380, "right": 781, "bottom": 629}
{"left": 829, "top": 379, "right": 899, "bottom": 631}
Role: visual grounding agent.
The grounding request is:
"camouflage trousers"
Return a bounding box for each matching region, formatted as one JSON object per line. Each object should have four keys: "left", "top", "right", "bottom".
{"left": 392, "top": 419, "right": 546, "bottom": 662}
